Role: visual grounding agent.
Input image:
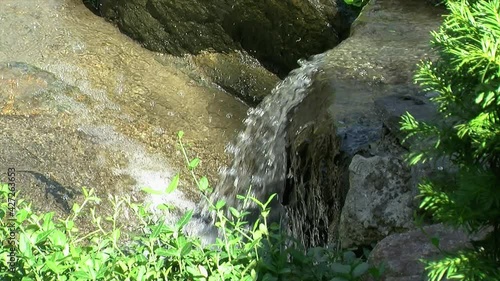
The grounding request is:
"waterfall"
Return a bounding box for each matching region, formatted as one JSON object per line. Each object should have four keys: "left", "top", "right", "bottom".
{"left": 202, "top": 53, "right": 326, "bottom": 220}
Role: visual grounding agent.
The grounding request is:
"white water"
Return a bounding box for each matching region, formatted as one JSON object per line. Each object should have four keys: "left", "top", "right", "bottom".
{"left": 203, "top": 54, "right": 326, "bottom": 218}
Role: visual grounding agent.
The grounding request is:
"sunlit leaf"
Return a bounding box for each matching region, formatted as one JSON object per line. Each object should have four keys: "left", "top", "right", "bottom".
{"left": 165, "top": 174, "right": 179, "bottom": 194}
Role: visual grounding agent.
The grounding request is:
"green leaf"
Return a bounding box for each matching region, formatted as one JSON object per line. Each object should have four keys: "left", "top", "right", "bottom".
{"left": 42, "top": 212, "right": 55, "bottom": 231}
{"left": 343, "top": 251, "right": 356, "bottom": 263}
{"left": 19, "top": 233, "right": 32, "bottom": 257}
{"left": 112, "top": 229, "right": 121, "bottom": 242}
{"left": 186, "top": 265, "right": 201, "bottom": 277}
{"left": 165, "top": 174, "right": 179, "bottom": 194}
{"left": 137, "top": 266, "right": 146, "bottom": 281}
{"left": 180, "top": 242, "right": 192, "bottom": 257}
{"left": 199, "top": 176, "right": 209, "bottom": 191}
{"left": 177, "top": 131, "right": 184, "bottom": 139}
{"left": 331, "top": 263, "right": 351, "bottom": 274}
{"left": 176, "top": 210, "right": 193, "bottom": 231}
{"left": 352, "top": 262, "right": 370, "bottom": 278}
{"left": 35, "top": 230, "right": 53, "bottom": 244}
{"left": 151, "top": 220, "right": 164, "bottom": 238}
{"left": 73, "top": 271, "right": 90, "bottom": 279}
{"left": 215, "top": 200, "right": 226, "bottom": 210}
{"left": 262, "top": 273, "right": 278, "bottom": 281}
{"left": 229, "top": 207, "right": 240, "bottom": 218}
{"left": 431, "top": 237, "right": 440, "bottom": 248}
{"left": 16, "top": 209, "right": 30, "bottom": 223}
{"left": 49, "top": 230, "right": 67, "bottom": 248}
{"left": 198, "top": 265, "right": 208, "bottom": 278}
{"left": 142, "top": 187, "right": 164, "bottom": 195}
{"left": 72, "top": 203, "right": 80, "bottom": 214}
{"left": 189, "top": 158, "right": 200, "bottom": 170}
{"left": 155, "top": 248, "right": 177, "bottom": 257}
{"left": 46, "top": 260, "right": 64, "bottom": 274}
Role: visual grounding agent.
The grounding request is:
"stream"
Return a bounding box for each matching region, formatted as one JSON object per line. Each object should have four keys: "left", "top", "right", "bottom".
{"left": 0, "top": 0, "right": 249, "bottom": 234}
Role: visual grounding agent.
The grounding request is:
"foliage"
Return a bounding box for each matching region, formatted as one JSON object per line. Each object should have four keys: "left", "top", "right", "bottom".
{"left": 343, "top": 0, "right": 368, "bottom": 8}
{"left": 401, "top": 0, "right": 500, "bottom": 279}
{"left": 0, "top": 131, "right": 379, "bottom": 281}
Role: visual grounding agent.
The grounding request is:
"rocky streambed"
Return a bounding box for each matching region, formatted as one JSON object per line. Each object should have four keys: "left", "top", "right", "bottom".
{"left": 1, "top": 0, "right": 478, "bottom": 279}
{"left": 0, "top": 0, "right": 256, "bottom": 234}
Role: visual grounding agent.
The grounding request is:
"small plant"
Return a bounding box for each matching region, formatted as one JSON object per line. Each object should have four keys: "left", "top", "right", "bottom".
{"left": 1, "top": 131, "right": 379, "bottom": 280}
{"left": 401, "top": 0, "right": 500, "bottom": 279}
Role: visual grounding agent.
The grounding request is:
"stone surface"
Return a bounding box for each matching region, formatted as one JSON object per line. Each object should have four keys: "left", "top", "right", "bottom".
{"left": 191, "top": 51, "right": 280, "bottom": 106}
{"left": 339, "top": 155, "right": 415, "bottom": 248}
{"left": 319, "top": 0, "right": 444, "bottom": 155}
{"left": 367, "top": 224, "right": 475, "bottom": 281}
{"left": 265, "top": 0, "right": 444, "bottom": 248}
{"left": 98, "top": 0, "right": 341, "bottom": 76}
{"left": 374, "top": 93, "right": 438, "bottom": 143}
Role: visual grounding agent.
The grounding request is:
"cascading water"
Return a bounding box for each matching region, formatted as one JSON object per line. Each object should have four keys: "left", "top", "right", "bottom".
{"left": 202, "top": 53, "right": 326, "bottom": 220}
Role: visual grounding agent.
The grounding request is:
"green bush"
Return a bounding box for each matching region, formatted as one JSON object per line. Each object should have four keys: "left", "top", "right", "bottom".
{"left": 1, "top": 131, "right": 379, "bottom": 281}
{"left": 401, "top": 0, "right": 500, "bottom": 279}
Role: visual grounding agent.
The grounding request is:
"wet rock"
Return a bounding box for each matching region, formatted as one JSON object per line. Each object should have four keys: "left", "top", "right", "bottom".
{"left": 222, "top": 0, "right": 339, "bottom": 76}
{"left": 374, "top": 93, "right": 439, "bottom": 144}
{"left": 0, "top": 62, "right": 130, "bottom": 224}
{"left": 191, "top": 51, "right": 280, "bottom": 106}
{"left": 339, "top": 155, "right": 415, "bottom": 248}
{"left": 367, "top": 224, "right": 476, "bottom": 281}
{"left": 275, "top": 0, "right": 443, "bottom": 248}
{"left": 318, "top": 0, "right": 444, "bottom": 155}
{"left": 283, "top": 81, "right": 347, "bottom": 247}
{"left": 98, "top": 0, "right": 340, "bottom": 76}
{"left": 0, "top": 62, "right": 223, "bottom": 239}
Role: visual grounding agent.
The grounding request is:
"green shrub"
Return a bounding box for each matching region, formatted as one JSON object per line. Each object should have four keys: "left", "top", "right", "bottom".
{"left": 1, "top": 131, "right": 379, "bottom": 281}
{"left": 401, "top": 0, "right": 500, "bottom": 279}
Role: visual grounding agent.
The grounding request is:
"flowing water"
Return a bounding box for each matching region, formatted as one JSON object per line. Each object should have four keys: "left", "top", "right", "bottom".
{"left": 0, "top": 0, "right": 248, "bottom": 235}
{"left": 205, "top": 54, "right": 326, "bottom": 220}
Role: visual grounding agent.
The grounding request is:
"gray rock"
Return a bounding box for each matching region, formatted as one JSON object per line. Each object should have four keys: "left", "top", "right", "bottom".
{"left": 367, "top": 224, "right": 475, "bottom": 281}
{"left": 374, "top": 93, "right": 438, "bottom": 144}
{"left": 274, "top": 0, "right": 443, "bottom": 248}
{"left": 339, "top": 155, "right": 416, "bottom": 248}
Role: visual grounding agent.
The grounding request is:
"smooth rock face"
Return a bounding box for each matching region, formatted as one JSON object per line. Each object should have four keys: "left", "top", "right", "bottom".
{"left": 191, "top": 51, "right": 281, "bottom": 106}
{"left": 339, "top": 155, "right": 415, "bottom": 248}
{"left": 368, "top": 224, "right": 473, "bottom": 281}
{"left": 319, "top": 0, "right": 444, "bottom": 155}
{"left": 98, "top": 0, "right": 340, "bottom": 76}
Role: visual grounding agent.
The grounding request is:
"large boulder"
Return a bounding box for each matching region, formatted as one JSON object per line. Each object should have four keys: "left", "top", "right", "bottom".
{"left": 320, "top": 0, "right": 444, "bottom": 156}
{"left": 338, "top": 155, "right": 416, "bottom": 248}
{"left": 97, "top": 0, "right": 341, "bottom": 76}
{"left": 367, "top": 224, "right": 477, "bottom": 281}
{"left": 261, "top": 0, "right": 443, "bottom": 248}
